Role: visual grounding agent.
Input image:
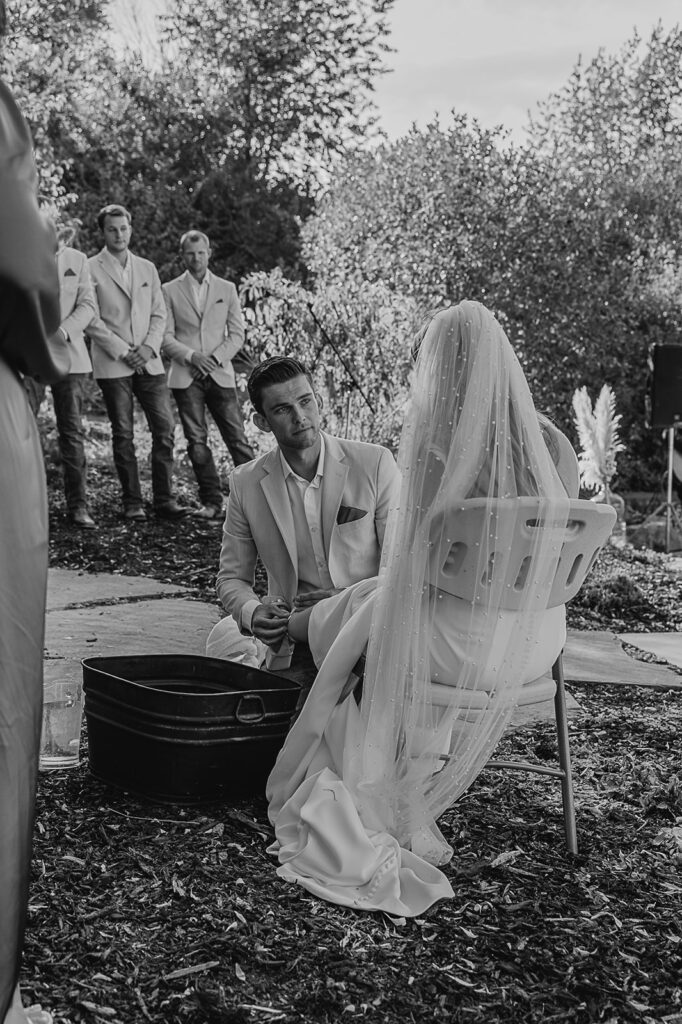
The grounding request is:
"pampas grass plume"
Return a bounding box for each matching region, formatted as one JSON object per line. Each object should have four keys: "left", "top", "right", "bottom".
{"left": 572, "top": 384, "right": 625, "bottom": 495}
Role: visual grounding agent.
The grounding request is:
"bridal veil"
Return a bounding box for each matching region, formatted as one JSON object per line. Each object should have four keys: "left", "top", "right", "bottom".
{"left": 351, "top": 299, "right": 570, "bottom": 859}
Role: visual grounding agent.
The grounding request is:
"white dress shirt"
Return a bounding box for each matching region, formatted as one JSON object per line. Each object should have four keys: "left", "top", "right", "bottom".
{"left": 103, "top": 249, "right": 132, "bottom": 292}
{"left": 240, "top": 435, "right": 333, "bottom": 632}
{"left": 280, "top": 434, "right": 334, "bottom": 593}
{"left": 188, "top": 269, "right": 211, "bottom": 313}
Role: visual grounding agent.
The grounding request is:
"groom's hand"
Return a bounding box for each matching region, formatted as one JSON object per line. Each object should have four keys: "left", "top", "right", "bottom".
{"left": 293, "top": 588, "right": 343, "bottom": 609}
{"left": 251, "top": 602, "right": 291, "bottom": 647}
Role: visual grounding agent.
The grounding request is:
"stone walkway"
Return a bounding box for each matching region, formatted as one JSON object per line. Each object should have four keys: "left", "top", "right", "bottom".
{"left": 45, "top": 568, "right": 220, "bottom": 684}
{"left": 43, "top": 569, "right": 682, "bottom": 739}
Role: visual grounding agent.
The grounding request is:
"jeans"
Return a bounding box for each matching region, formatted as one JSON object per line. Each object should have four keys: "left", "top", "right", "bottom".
{"left": 52, "top": 373, "right": 89, "bottom": 513}
{"left": 22, "top": 373, "right": 89, "bottom": 512}
{"left": 173, "top": 379, "right": 253, "bottom": 508}
{"left": 98, "top": 373, "right": 176, "bottom": 509}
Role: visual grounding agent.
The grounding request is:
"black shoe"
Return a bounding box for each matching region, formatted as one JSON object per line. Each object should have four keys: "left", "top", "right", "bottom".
{"left": 155, "top": 500, "right": 188, "bottom": 519}
{"left": 69, "top": 508, "right": 96, "bottom": 530}
{"left": 123, "top": 506, "right": 146, "bottom": 521}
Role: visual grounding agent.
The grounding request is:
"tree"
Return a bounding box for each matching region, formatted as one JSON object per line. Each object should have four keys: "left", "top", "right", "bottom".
{"left": 0, "top": 0, "right": 113, "bottom": 212}
{"left": 161, "top": 0, "right": 394, "bottom": 186}
{"left": 2, "top": 0, "right": 394, "bottom": 279}
{"left": 239, "top": 267, "right": 418, "bottom": 448}
{"left": 299, "top": 87, "right": 682, "bottom": 488}
{"left": 525, "top": 24, "right": 682, "bottom": 486}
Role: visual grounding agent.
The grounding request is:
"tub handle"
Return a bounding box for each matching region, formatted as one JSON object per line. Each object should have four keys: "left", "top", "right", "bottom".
{"left": 235, "top": 694, "right": 266, "bottom": 723}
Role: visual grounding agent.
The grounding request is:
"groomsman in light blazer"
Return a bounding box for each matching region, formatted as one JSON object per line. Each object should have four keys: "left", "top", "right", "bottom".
{"left": 23, "top": 225, "right": 98, "bottom": 529}
{"left": 210, "top": 356, "right": 400, "bottom": 670}
{"left": 162, "top": 230, "right": 254, "bottom": 519}
{"left": 87, "top": 204, "right": 186, "bottom": 521}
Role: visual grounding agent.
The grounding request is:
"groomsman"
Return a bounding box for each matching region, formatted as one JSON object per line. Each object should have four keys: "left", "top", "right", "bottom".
{"left": 162, "top": 230, "right": 254, "bottom": 519}
{"left": 87, "top": 204, "right": 186, "bottom": 521}
{"left": 24, "top": 225, "right": 98, "bottom": 529}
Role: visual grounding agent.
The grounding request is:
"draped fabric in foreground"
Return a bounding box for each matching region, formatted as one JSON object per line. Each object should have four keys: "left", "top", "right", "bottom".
{"left": 0, "top": 367, "right": 49, "bottom": 1020}
{"left": 267, "top": 301, "right": 570, "bottom": 915}
{"left": 0, "top": 78, "right": 61, "bottom": 1022}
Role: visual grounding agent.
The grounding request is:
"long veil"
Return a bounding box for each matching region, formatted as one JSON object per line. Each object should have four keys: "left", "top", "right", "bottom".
{"left": 344, "top": 300, "right": 570, "bottom": 862}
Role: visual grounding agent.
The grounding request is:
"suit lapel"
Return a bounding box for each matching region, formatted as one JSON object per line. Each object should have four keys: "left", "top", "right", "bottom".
{"left": 128, "top": 252, "right": 138, "bottom": 299}
{"left": 321, "top": 433, "right": 348, "bottom": 554}
{"left": 203, "top": 274, "right": 219, "bottom": 315}
{"left": 179, "top": 271, "right": 201, "bottom": 318}
{"left": 98, "top": 250, "right": 131, "bottom": 298}
{"left": 260, "top": 450, "right": 297, "bottom": 574}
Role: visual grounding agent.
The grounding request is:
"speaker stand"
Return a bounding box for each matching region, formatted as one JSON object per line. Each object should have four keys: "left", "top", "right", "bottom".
{"left": 645, "top": 426, "right": 682, "bottom": 553}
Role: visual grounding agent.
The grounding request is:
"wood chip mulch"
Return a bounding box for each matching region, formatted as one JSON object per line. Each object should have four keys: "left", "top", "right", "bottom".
{"left": 21, "top": 463, "right": 682, "bottom": 1024}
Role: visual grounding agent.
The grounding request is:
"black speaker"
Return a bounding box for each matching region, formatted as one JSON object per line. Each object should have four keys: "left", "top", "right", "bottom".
{"left": 647, "top": 344, "right": 682, "bottom": 428}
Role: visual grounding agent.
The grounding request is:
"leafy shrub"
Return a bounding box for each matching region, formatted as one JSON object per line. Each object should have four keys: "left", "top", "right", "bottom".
{"left": 573, "top": 574, "right": 654, "bottom": 619}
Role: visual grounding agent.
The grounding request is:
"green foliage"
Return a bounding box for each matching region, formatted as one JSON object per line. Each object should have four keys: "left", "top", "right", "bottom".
{"left": 300, "top": 27, "right": 682, "bottom": 487}
{"left": 2, "top": 0, "right": 393, "bottom": 279}
{"left": 240, "top": 268, "right": 418, "bottom": 446}
{"left": 1, "top": 0, "right": 113, "bottom": 210}
{"left": 572, "top": 574, "right": 654, "bottom": 619}
{"left": 162, "top": 0, "right": 394, "bottom": 186}
{"left": 3, "top": 7, "right": 682, "bottom": 491}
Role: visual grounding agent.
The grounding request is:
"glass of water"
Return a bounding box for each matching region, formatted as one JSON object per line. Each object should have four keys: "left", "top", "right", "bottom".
{"left": 40, "top": 666, "right": 83, "bottom": 770}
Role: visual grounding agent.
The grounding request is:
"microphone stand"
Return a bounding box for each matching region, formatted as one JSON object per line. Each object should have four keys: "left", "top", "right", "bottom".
{"left": 645, "top": 425, "right": 682, "bottom": 552}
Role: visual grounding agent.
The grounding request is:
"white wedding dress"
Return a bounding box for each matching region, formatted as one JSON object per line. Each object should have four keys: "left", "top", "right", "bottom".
{"left": 266, "top": 582, "right": 566, "bottom": 914}
{"left": 266, "top": 301, "right": 572, "bottom": 916}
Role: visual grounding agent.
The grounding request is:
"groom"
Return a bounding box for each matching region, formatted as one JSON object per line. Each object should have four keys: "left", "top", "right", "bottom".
{"left": 210, "top": 355, "right": 400, "bottom": 670}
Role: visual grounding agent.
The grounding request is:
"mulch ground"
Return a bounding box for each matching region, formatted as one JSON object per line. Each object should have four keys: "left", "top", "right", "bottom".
{"left": 21, "top": 459, "right": 682, "bottom": 1024}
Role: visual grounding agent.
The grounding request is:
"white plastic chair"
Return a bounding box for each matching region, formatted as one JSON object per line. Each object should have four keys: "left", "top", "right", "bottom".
{"left": 429, "top": 497, "right": 617, "bottom": 854}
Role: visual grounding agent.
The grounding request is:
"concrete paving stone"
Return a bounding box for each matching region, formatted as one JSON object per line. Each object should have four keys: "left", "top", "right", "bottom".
{"left": 47, "top": 567, "right": 185, "bottom": 610}
{"left": 44, "top": 598, "right": 222, "bottom": 684}
{"left": 43, "top": 573, "right": 680, "bottom": 749}
{"left": 617, "top": 632, "right": 682, "bottom": 671}
{"left": 564, "top": 629, "right": 682, "bottom": 689}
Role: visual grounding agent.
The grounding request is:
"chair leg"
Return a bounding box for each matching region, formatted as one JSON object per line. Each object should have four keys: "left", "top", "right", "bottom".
{"left": 552, "top": 653, "right": 578, "bottom": 855}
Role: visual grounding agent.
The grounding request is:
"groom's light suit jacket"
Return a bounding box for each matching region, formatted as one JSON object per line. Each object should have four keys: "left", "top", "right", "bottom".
{"left": 216, "top": 431, "right": 400, "bottom": 659}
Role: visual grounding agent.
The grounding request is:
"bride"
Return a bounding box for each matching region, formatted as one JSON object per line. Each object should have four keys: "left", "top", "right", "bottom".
{"left": 266, "top": 300, "right": 573, "bottom": 917}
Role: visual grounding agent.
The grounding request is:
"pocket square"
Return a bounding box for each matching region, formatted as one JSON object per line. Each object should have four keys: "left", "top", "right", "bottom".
{"left": 141, "top": 281, "right": 149, "bottom": 287}
{"left": 63, "top": 268, "right": 77, "bottom": 277}
{"left": 216, "top": 297, "right": 225, "bottom": 304}
{"left": 337, "top": 505, "right": 367, "bottom": 525}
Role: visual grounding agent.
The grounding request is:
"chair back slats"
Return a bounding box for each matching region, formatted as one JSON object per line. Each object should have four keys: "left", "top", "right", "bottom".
{"left": 429, "top": 498, "right": 617, "bottom": 610}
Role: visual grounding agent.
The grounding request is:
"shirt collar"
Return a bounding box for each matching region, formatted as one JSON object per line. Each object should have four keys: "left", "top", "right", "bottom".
{"left": 188, "top": 269, "right": 211, "bottom": 288}
{"left": 280, "top": 433, "right": 325, "bottom": 485}
{"left": 103, "top": 248, "right": 130, "bottom": 274}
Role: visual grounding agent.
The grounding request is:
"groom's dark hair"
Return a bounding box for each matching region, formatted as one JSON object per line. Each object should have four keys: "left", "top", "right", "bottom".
{"left": 248, "top": 356, "right": 313, "bottom": 415}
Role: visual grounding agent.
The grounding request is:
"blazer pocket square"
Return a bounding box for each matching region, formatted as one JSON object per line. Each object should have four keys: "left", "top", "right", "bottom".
{"left": 216, "top": 297, "right": 225, "bottom": 303}
{"left": 337, "top": 505, "right": 367, "bottom": 525}
{"left": 63, "top": 268, "right": 77, "bottom": 277}
{"left": 141, "top": 281, "right": 149, "bottom": 287}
